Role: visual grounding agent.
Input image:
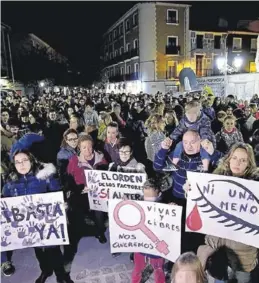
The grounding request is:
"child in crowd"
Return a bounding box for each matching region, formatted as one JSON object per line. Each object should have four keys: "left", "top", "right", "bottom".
{"left": 131, "top": 179, "right": 166, "bottom": 283}
{"left": 171, "top": 252, "right": 207, "bottom": 283}
{"left": 170, "top": 101, "right": 216, "bottom": 171}
{"left": 215, "top": 115, "right": 244, "bottom": 153}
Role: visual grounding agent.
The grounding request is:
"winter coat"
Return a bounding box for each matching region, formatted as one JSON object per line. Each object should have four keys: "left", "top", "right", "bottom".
{"left": 216, "top": 128, "right": 244, "bottom": 153}
{"left": 83, "top": 110, "right": 99, "bottom": 128}
{"left": 2, "top": 163, "right": 60, "bottom": 197}
{"left": 57, "top": 146, "right": 77, "bottom": 195}
{"left": 145, "top": 131, "right": 166, "bottom": 162}
{"left": 154, "top": 148, "right": 222, "bottom": 199}
{"left": 203, "top": 107, "right": 216, "bottom": 121}
{"left": 170, "top": 112, "right": 216, "bottom": 147}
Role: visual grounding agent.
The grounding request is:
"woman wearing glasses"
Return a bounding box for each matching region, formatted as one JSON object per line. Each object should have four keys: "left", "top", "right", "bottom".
{"left": 57, "top": 129, "right": 79, "bottom": 199}
{"left": 108, "top": 138, "right": 146, "bottom": 260}
{"left": 1, "top": 148, "right": 72, "bottom": 283}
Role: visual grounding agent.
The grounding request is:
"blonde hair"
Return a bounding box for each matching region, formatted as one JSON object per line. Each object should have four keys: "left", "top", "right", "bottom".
{"left": 213, "top": 143, "right": 258, "bottom": 178}
{"left": 154, "top": 102, "right": 165, "bottom": 116}
{"left": 164, "top": 110, "right": 179, "bottom": 126}
{"left": 171, "top": 252, "right": 206, "bottom": 283}
{"left": 145, "top": 113, "right": 165, "bottom": 132}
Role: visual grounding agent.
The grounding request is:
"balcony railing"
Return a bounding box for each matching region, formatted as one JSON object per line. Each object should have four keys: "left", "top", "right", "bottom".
{"left": 165, "top": 45, "right": 180, "bottom": 55}
{"left": 103, "top": 48, "right": 139, "bottom": 67}
{"left": 196, "top": 69, "right": 221, "bottom": 77}
{"left": 109, "top": 72, "right": 139, "bottom": 82}
{"left": 166, "top": 18, "right": 179, "bottom": 24}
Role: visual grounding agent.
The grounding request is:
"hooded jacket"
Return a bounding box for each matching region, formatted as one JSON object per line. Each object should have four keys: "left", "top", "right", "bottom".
{"left": 3, "top": 163, "right": 60, "bottom": 197}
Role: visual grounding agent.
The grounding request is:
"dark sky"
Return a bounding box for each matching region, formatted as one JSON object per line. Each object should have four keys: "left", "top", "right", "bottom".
{"left": 2, "top": 1, "right": 259, "bottom": 83}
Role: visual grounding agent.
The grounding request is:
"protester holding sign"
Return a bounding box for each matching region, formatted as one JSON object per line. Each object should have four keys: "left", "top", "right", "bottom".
{"left": 108, "top": 138, "right": 145, "bottom": 174}
{"left": 154, "top": 130, "right": 222, "bottom": 277}
{"left": 1, "top": 149, "right": 72, "bottom": 283}
{"left": 66, "top": 134, "right": 107, "bottom": 245}
{"left": 108, "top": 137, "right": 146, "bottom": 259}
{"left": 189, "top": 143, "right": 259, "bottom": 283}
{"left": 131, "top": 179, "right": 166, "bottom": 283}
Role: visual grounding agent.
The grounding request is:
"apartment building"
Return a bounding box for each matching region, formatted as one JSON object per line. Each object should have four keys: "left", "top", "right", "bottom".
{"left": 1, "top": 22, "right": 14, "bottom": 81}
{"left": 101, "top": 2, "right": 191, "bottom": 94}
{"left": 189, "top": 30, "right": 258, "bottom": 77}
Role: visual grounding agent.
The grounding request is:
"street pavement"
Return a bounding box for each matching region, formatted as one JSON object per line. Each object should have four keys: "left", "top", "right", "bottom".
{"left": 1, "top": 229, "right": 157, "bottom": 283}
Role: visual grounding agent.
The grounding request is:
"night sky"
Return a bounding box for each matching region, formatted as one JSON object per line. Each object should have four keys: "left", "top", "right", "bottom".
{"left": 2, "top": 1, "right": 259, "bottom": 84}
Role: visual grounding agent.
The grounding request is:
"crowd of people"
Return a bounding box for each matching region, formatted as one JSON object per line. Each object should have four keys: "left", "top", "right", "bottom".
{"left": 1, "top": 87, "right": 259, "bottom": 283}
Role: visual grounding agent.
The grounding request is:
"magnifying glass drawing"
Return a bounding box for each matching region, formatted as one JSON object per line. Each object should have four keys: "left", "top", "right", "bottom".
{"left": 114, "top": 200, "right": 170, "bottom": 256}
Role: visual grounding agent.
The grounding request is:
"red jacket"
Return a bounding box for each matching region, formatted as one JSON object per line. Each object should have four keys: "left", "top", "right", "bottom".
{"left": 67, "top": 151, "right": 107, "bottom": 186}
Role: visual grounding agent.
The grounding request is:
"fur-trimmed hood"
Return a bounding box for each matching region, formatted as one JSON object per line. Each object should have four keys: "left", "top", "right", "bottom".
{"left": 36, "top": 163, "right": 57, "bottom": 180}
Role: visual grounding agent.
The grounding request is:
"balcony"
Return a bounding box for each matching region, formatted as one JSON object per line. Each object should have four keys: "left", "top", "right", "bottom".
{"left": 196, "top": 69, "right": 221, "bottom": 77}
{"left": 103, "top": 48, "right": 139, "bottom": 67}
{"left": 165, "top": 45, "right": 180, "bottom": 55}
{"left": 166, "top": 18, "right": 179, "bottom": 24}
{"left": 166, "top": 71, "right": 178, "bottom": 79}
{"left": 109, "top": 72, "right": 139, "bottom": 82}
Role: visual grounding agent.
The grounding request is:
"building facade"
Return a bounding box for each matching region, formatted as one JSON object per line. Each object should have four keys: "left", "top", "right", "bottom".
{"left": 188, "top": 30, "right": 258, "bottom": 77}
{"left": 101, "top": 3, "right": 258, "bottom": 94}
{"left": 101, "top": 2, "right": 191, "bottom": 94}
{"left": 1, "top": 23, "right": 14, "bottom": 81}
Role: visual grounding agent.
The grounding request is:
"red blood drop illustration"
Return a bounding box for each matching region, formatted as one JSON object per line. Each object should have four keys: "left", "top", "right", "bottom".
{"left": 186, "top": 204, "right": 203, "bottom": 231}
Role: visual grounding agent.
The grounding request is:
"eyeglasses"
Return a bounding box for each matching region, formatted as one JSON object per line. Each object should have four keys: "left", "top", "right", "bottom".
{"left": 15, "top": 159, "right": 30, "bottom": 166}
{"left": 67, "top": 138, "right": 78, "bottom": 142}
{"left": 119, "top": 151, "right": 131, "bottom": 155}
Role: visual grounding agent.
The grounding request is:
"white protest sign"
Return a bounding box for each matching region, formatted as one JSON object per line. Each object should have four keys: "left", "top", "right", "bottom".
{"left": 86, "top": 170, "right": 146, "bottom": 212}
{"left": 0, "top": 192, "right": 69, "bottom": 252}
{"left": 109, "top": 199, "right": 182, "bottom": 262}
{"left": 186, "top": 172, "right": 259, "bottom": 248}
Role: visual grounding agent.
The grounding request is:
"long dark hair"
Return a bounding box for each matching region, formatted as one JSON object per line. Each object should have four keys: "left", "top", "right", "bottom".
{"left": 7, "top": 149, "right": 43, "bottom": 182}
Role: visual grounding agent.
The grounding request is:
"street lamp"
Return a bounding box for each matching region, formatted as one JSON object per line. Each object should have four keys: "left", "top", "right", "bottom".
{"left": 39, "top": 82, "right": 45, "bottom": 87}
{"left": 216, "top": 57, "right": 226, "bottom": 71}
{"left": 233, "top": 55, "right": 243, "bottom": 70}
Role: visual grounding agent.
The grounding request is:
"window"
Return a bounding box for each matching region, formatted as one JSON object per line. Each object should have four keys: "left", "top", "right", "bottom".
{"left": 109, "top": 33, "right": 112, "bottom": 42}
{"left": 167, "top": 36, "right": 178, "bottom": 47}
{"left": 251, "top": 38, "right": 257, "bottom": 51}
{"left": 113, "top": 30, "right": 117, "bottom": 39}
{"left": 233, "top": 38, "right": 242, "bottom": 50}
{"left": 214, "top": 35, "right": 221, "bottom": 49}
{"left": 167, "top": 9, "right": 178, "bottom": 24}
{"left": 133, "top": 13, "right": 138, "bottom": 26}
{"left": 126, "top": 43, "right": 131, "bottom": 52}
{"left": 127, "top": 65, "right": 131, "bottom": 74}
{"left": 110, "top": 52, "right": 113, "bottom": 59}
{"left": 196, "top": 35, "right": 204, "bottom": 49}
{"left": 120, "top": 67, "right": 124, "bottom": 75}
{"left": 120, "top": 47, "right": 124, "bottom": 55}
{"left": 114, "top": 50, "right": 118, "bottom": 57}
{"left": 167, "top": 61, "right": 177, "bottom": 78}
{"left": 133, "top": 39, "right": 138, "bottom": 49}
{"left": 110, "top": 69, "right": 114, "bottom": 77}
{"left": 107, "top": 70, "right": 110, "bottom": 77}
{"left": 134, "top": 63, "right": 139, "bottom": 73}
{"left": 119, "top": 24, "right": 123, "bottom": 35}
{"left": 125, "top": 19, "right": 130, "bottom": 31}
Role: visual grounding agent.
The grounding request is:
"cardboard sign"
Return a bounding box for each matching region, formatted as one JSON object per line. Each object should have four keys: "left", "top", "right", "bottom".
{"left": 186, "top": 172, "right": 259, "bottom": 248}
{"left": 0, "top": 192, "right": 69, "bottom": 252}
{"left": 109, "top": 199, "right": 182, "bottom": 262}
{"left": 86, "top": 170, "right": 146, "bottom": 212}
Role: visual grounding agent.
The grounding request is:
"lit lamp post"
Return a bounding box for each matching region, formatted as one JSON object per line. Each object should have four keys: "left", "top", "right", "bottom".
{"left": 233, "top": 55, "right": 243, "bottom": 71}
